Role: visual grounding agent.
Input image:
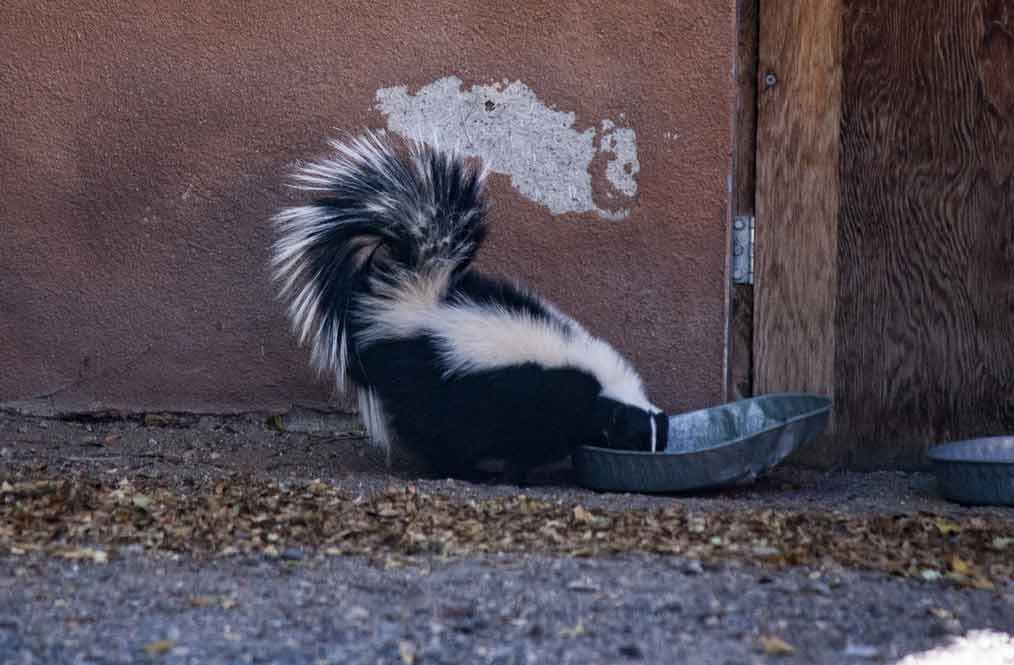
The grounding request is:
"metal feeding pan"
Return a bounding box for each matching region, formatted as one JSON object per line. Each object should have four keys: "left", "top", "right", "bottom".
{"left": 574, "top": 393, "right": 832, "bottom": 493}
{"left": 928, "top": 437, "right": 1014, "bottom": 506}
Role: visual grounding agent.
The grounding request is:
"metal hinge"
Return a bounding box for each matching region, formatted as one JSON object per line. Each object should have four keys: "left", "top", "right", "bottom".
{"left": 732, "top": 215, "right": 755, "bottom": 285}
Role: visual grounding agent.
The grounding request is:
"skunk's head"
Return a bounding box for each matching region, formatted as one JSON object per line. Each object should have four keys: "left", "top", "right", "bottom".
{"left": 590, "top": 396, "right": 668, "bottom": 453}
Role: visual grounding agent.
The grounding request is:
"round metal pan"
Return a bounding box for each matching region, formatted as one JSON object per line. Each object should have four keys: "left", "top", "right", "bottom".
{"left": 574, "top": 393, "right": 832, "bottom": 493}
{"left": 928, "top": 437, "right": 1014, "bottom": 506}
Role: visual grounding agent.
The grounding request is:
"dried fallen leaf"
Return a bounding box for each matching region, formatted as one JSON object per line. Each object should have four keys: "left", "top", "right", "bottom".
{"left": 573, "top": 505, "right": 595, "bottom": 523}
{"left": 132, "top": 494, "right": 153, "bottom": 510}
{"left": 307, "top": 479, "right": 330, "bottom": 494}
{"left": 59, "top": 548, "right": 108, "bottom": 564}
{"left": 934, "top": 519, "right": 961, "bottom": 536}
{"left": 559, "top": 619, "right": 586, "bottom": 638}
{"left": 143, "top": 639, "right": 175, "bottom": 655}
{"left": 398, "top": 641, "right": 416, "bottom": 665}
{"left": 760, "top": 635, "right": 795, "bottom": 656}
{"left": 346, "top": 606, "right": 369, "bottom": 622}
{"left": 566, "top": 578, "right": 600, "bottom": 592}
{"left": 189, "top": 594, "right": 236, "bottom": 609}
{"left": 992, "top": 537, "right": 1013, "bottom": 550}
{"left": 1, "top": 480, "right": 61, "bottom": 498}
{"left": 949, "top": 556, "right": 971, "bottom": 575}
{"left": 752, "top": 545, "right": 781, "bottom": 558}
{"left": 143, "top": 414, "right": 174, "bottom": 427}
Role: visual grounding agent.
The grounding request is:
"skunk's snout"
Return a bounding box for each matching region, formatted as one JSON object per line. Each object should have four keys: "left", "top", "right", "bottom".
{"left": 594, "top": 398, "right": 667, "bottom": 453}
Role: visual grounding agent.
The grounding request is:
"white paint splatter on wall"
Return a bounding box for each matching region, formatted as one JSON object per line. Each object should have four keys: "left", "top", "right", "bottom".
{"left": 375, "top": 76, "right": 640, "bottom": 220}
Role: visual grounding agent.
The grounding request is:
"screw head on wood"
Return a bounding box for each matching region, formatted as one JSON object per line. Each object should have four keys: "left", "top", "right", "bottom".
{"left": 764, "top": 72, "right": 778, "bottom": 87}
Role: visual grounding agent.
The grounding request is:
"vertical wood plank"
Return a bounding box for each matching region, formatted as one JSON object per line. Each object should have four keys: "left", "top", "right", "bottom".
{"left": 733, "top": 0, "right": 760, "bottom": 218}
{"left": 729, "top": 0, "right": 759, "bottom": 399}
{"left": 838, "top": 0, "right": 1014, "bottom": 467}
{"left": 755, "top": 0, "right": 842, "bottom": 458}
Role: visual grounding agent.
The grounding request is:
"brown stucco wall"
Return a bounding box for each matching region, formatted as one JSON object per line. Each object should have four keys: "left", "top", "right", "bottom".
{"left": 1, "top": 2, "right": 736, "bottom": 416}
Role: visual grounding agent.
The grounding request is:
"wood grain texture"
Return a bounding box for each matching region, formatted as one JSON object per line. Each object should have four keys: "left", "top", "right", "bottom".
{"left": 838, "top": 0, "right": 1014, "bottom": 467}
{"left": 755, "top": 0, "right": 842, "bottom": 408}
{"left": 730, "top": 0, "right": 759, "bottom": 399}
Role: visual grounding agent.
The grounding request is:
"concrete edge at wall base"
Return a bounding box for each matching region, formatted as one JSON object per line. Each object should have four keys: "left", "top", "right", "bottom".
{"left": 0, "top": 398, "right": 364, "bottom": 436}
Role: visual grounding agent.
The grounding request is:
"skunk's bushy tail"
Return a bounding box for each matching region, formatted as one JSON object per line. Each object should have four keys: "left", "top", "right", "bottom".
{"left": 270, "top": 131, "right": 489, "bottom": 389}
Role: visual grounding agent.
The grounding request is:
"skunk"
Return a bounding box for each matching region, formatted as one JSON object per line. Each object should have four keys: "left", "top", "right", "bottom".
{"left": 271, "top": 131, "right": 667, "bottom": 481}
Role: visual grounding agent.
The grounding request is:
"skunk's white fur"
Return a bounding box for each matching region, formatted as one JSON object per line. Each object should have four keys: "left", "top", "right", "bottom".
{"left": 357, "top": 280, "right": 655, "bottom": 412}
{"left": 271, "top": 130, "right": 666, "bottom": 478}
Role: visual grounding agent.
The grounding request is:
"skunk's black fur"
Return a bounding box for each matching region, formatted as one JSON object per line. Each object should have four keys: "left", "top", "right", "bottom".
{"left": 272, "top": 131, "right": 666, "bottom": 480}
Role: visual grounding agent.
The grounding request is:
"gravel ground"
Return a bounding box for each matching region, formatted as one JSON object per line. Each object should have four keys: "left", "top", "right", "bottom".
{"left": 4, "top": 552, "right": 1013, "bottom": 665}
{"left": 2, "top": 411, "right": 1014, "bottom": 664}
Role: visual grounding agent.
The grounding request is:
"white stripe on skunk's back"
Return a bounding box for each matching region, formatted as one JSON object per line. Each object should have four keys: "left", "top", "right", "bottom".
{"left": 357, "top": 281, "right": 656, "bottom": 413}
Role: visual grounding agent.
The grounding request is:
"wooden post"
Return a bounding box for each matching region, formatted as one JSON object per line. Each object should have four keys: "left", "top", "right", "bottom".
{"left": 755, "top": 0, "right": 842, "bottom": 463}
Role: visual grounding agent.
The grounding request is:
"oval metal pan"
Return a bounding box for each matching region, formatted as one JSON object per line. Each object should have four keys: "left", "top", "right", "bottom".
{"left": 928, "top": 437, "right": 1014, "bottom": 506}
{"left": 574, "top": 393, "right": 832, "bottom": 494}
